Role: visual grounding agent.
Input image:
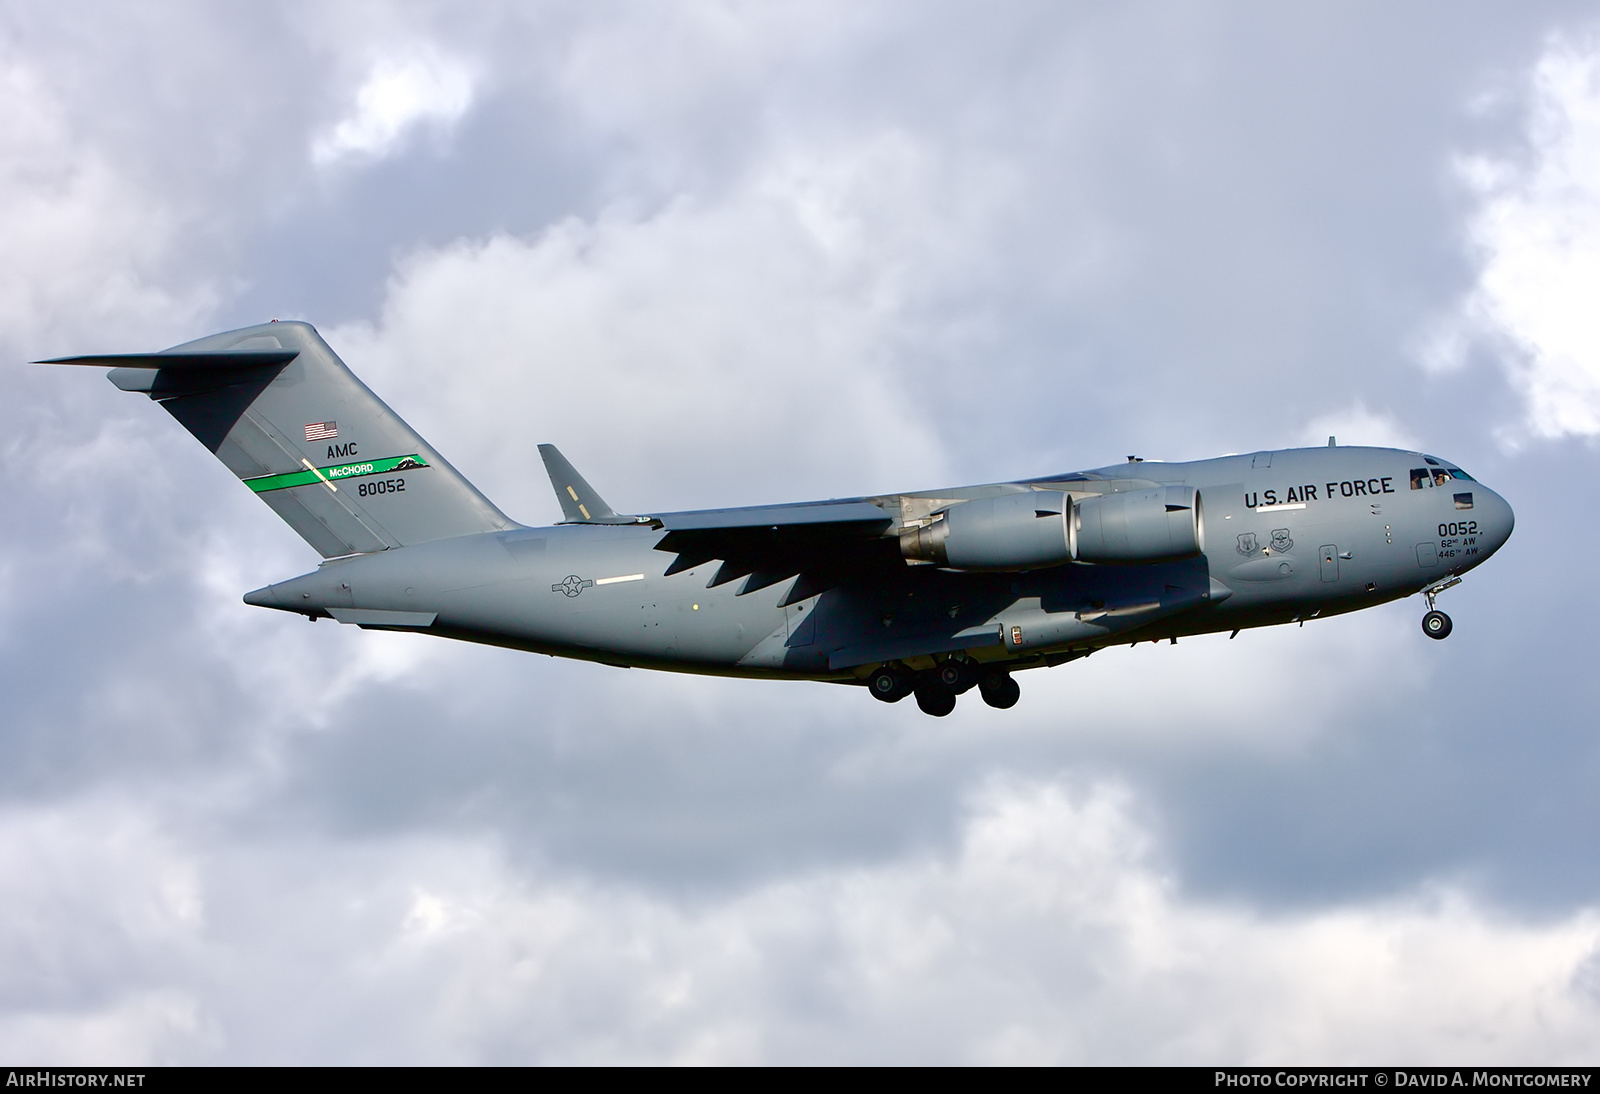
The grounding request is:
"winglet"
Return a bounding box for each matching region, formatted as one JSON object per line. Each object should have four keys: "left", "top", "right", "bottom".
{"left": 539, "top": 444, "right": 629, "bottom": 524}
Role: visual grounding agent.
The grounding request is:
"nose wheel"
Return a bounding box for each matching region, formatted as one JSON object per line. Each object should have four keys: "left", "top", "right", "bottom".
{"left": 1420, "top": 577, "right": 1462, "bottom": 641}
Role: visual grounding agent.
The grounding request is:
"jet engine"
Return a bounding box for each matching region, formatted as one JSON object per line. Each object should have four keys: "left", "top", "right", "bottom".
{"left": 1071, "top": 485, "right": 1202, "bottom": 563}
{"left": 899, "top": 491, "right": 1073, "bottom": 570}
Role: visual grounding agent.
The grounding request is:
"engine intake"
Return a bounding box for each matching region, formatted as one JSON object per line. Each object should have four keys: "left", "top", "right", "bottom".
{"left": 1072, "top": 485, "right": 1202, "bottom": 563}
{"left": 900, "top": 491, "right": 1072, "bottom": 570}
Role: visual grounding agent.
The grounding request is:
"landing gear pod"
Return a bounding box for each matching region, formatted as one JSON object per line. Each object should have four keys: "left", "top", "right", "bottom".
{"left": 1072, "top": 485, "right": 1203, "bottom": 563}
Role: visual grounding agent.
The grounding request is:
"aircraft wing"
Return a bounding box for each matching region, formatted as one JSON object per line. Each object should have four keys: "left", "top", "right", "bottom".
{"left": 652, "top": 500, "right": 896, "bottom": 603}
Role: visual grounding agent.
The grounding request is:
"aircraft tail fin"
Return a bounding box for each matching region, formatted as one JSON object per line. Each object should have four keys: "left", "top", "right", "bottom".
{"left": 538, "top": 443, "right": 634, "bottom": 524}
{"left": 42, "top": 321, "right": 514, "bottom": 557}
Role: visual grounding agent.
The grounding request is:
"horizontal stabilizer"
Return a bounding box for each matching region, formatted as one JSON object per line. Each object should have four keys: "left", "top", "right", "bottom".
{"left": 39, "top": 351, "right": 300, "bottom": 371}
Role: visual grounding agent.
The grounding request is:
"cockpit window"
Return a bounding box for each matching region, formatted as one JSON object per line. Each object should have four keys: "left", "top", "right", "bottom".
{"left": 1423, "top": 457, "right": 1440, "bottom": 466}
{"left": 1455, "top": 492, "right": 1474, "bottom": 510}
{"left": 1411, "top": 467, "right": 1473, "bottom": 488}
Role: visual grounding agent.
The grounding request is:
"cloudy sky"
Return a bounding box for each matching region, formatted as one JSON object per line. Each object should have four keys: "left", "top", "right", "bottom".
{"left": 5, "top": 0, "right": 1600, "bottom": 1064}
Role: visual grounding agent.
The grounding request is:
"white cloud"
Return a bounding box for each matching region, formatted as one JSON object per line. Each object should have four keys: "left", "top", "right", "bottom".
{"left": 1298, "top": 403, "right": 1421, "bottom": 452}
{"left": 0, "top": 54, "right": 211, "bottom": 351}
{"left": 1, "top": 1, "right": 1591, "bottom": 1068}
{"left": 1447, "top": 32, "right": 1600, "bottom": 438}
{"left": 323, "top": 132, "right": 1000, "bottom": 519}
{"left": 0, "top": 782, "right": 1594, "bottom": 1064}
{"left": 312, "top": 50, "right": 476, "bottom": 168}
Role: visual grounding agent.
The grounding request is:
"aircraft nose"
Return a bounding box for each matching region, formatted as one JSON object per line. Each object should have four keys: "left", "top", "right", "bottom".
{"left": 1477, "top": 485, "right": 1515, "bottom": 555}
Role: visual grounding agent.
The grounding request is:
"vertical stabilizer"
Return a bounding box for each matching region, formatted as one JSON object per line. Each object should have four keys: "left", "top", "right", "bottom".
{"left": 44, "top": 321, "right": 514, "bottom": 557}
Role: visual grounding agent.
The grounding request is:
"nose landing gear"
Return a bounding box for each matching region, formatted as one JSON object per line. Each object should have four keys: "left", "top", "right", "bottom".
{"left": 1420, "top": 577, "right": 1462, "bottom": 641}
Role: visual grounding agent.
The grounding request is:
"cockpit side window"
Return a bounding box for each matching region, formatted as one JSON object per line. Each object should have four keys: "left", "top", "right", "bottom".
{"left": 1449, "top": 468, "right": 1475, "bottom": 481}
{"left": 1410, "top": 469, "right": 1430, "bottom": 490}
{"left": 1432, "top": 468, "right": 1452, "bottom": 487}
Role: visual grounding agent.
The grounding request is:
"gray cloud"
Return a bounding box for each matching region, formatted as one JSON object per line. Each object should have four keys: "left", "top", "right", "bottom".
{"left": 4, "top": 0, "right": 1600, "bottom": 1063}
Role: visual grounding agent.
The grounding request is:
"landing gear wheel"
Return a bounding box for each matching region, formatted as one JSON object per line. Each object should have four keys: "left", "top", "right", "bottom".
{"left": 914, "top": 679, "right": 957, "bottom": 717}
{"left": 978, "top": 673, "right": 1020, "bottom": 710}
{"left": 1422, "top": 610, "right": 1453, "bottom": 640}
{"left": 868, "top": 666, "right": 913, "bottom": 703}
{"left": 936, "top": 659, "right": 977, "bottom": 694}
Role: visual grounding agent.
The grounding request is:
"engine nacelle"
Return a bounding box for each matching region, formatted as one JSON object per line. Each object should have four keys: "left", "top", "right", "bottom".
{"left": 899, "top": 491, "right": 1073, "bottom": 570}
{"left": 1072, "top": 485, "right": 1203, "bottom": 563}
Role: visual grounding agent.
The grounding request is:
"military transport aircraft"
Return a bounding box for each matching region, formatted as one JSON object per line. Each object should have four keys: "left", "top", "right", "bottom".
{"left": 44, "top": 321, "right": 1515, "bottom": 716}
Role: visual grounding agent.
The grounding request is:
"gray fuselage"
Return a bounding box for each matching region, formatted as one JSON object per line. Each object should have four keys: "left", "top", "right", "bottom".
{"left": 244, "top": 445, "right": 1514, "bottom": 685}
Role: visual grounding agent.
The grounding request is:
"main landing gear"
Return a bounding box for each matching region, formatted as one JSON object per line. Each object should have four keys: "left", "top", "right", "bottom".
{"left": 868, "top": 661, "right": 1020, "bottom": 716}
{"left": 1420, "top": 577, "right": 1462, "bottom": 641}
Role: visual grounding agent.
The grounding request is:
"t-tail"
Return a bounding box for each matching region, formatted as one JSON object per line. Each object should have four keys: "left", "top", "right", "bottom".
{"left": 41, "top": 321, "right": 514, "bottom": 556}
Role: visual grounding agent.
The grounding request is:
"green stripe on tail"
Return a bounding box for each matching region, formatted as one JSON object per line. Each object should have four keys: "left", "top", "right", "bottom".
{"left": 245, "top": 454, "right": 429, "bottom": 493}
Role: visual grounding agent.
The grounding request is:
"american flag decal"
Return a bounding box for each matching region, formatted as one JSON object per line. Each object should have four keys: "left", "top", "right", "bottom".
{"left": 304, "top": 421, "right": 338, "bottom": 442}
